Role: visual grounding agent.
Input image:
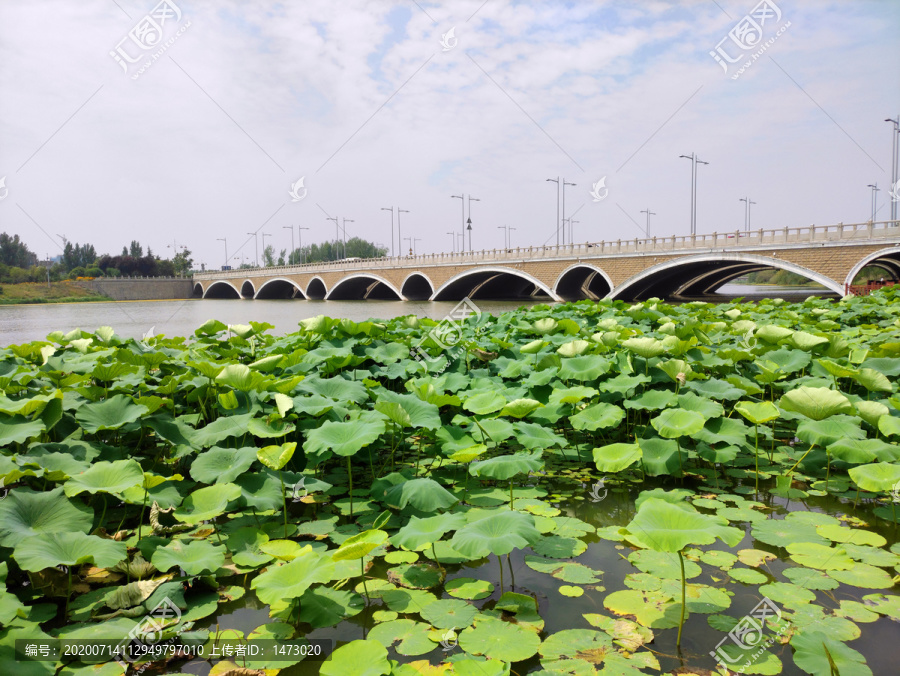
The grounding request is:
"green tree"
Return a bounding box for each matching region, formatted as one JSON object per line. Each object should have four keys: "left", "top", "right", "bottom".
{"left": 172, "top": 248, "right": 194, "bottom": 275}
{"left": 263, "top": 244, "right": 276, "bottom": 267}
{"left": 0, "top": 233, "right": 36, "bottom": 268}
{"left": 129, "top": 240, "right": 143, "bottom": 258}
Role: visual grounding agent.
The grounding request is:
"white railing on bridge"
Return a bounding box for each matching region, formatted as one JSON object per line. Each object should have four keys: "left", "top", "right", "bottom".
{"left": 194, "top": 220, "right": 900, "bottom": 280}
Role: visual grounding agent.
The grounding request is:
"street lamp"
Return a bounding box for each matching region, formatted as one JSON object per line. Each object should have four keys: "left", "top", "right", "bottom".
{"left": 867, "top": 184, "right": 880, "bottom": 223}
{"left": 216, "top": 237, "right": 227, "bottom": 268}
{"left": 467, "top": 195, "right": 480, "bottom": 231}
{"left": 446, "top": 231, "right": 455, "bottom": 252}
{"left": 341, "top": 218, "right": 354, "bottom": 259}
{"left": 283, "top": 226, "right": 294, "bottom": 263}
{"left": 739, "top": 197, "right": 756, "bottom": 232}
{"left": 397, "top": 209, "right": 409, "bottom": 259}
{"left": 886, "top": 117, "right": 899, "bottom": 223}
{"left": 451, "top": 194, "right": 465, "bottom": 248}
{"left": 466, "top": 217, "right": 473, "bottom": 252}
{"left": 639, "top": 209, "right": 656, "bottom": 237}
{"left": 298, "top": 227, "right": 309, "bottom": 264}
{"left": 679, "top": 153, "right": 708, "bottom": 235}
{"left": 546, "top": 178, "right": 560, "bottom": 246}
{"left": 246, "top": 232, "right": 258, "bottom": 267}
{"left": 562, "top": 179, "right": 576, "bottom": 245}
{"left": 381, "top": 207, "right": 394, "bottom": 257}
{"left": 568, "top": 220, "right": 577, "bottom": 243}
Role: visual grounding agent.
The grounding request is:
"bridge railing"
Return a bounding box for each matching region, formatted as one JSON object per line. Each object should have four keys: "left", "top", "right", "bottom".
{"left": 193, "top": 220, "right": 899, "bottom": 280}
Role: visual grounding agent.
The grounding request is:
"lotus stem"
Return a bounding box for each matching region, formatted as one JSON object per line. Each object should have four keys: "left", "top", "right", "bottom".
{"left": 360, "top": 557, "right": 369, "bottom": 604}
{"left": 676, "top": 550, "right": 686, "bottom": 651}
{"left": 98, "top": 494, "right": 108, "bottom": 532}
{"left": 279, "top": 471, "right": 288, "bottom": 538}
{"left": 347, "top": 456, "right": 354, "bottom": 518}
{"left": 137, "top": 486, "right": 149, "bottom": 541}
{"left": 498, "top": 555, "right": 504, "bottom": 592}
{"left": 64, "top": 567, "right": 72, "bottom": 619}
{"left": 509, "top": 480, "right": 514, "bottom": 510}
{"left": 432, "top": 542, "right": 443, "bottom": 573}
{"left": 786, "top": 444, "right": 815, "bottom": 476}
{"left": 754, "top": 423, "right": 759, "bottom": 497}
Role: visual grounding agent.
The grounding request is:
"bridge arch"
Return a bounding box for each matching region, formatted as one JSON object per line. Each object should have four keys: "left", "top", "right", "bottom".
{"left": 610, "top": 253, "right": 844, "bottom": 301}
{"left": 554, "top": 264, "right": 613, "bottom": 301}
{"left": 401, "top": 272, "right": 434, "bottom": 300}
{"left": 843, "top": 246, "right": 900, "bottom": 290}
{"left": 255, "top": 277, "right": 306, "bottom": 299}
{"left": 192, "top": 283, "right": 204, "bottom": 298}
{"left": 203, "top": 281, "right": 241, "bottom": 299}
{"left": 433, "top": 267, "right": 558, "bottom": 301}
{"left": 326, "top": 274, "right": 404, "bottom": 300}
{"left": 240, "top": 280, "right": 255, "bottom": 299}
{"left": 306, "top": 277, "right": 327, "bottom": 300}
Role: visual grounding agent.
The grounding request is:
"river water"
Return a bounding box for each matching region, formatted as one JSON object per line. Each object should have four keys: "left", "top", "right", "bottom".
{"left": 0, "top": 284, "right": 831, "bottom": 345}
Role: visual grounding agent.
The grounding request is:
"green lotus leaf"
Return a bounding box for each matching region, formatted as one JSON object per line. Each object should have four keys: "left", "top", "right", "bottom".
{"left": 593, "top": 443, "right": 641, "bottom": 473}
{"left": 878, "top": 414, "right": 900, "bottom": 437}
{"left": 150, "top": 539, "right": 225, "bottom": 576}
{"left": 785, "top": 542, "right": 854, "bottom": 570}
{"left": 650, "top": 408, "right": 706, "bottom": 438}
{"left": 558, "top": 355, "right": 611, "bottom": 381}
{"left": 571, "top": 403, "right": 625, "bottom": 431}
{"left": 463, "top": 391, "right": 507, "bottom": 415}
{"left": 854, "top": 400, "right": 889, "bottom": 427}
{"left": 797, "top": 416, "right": 866, "bottom": 448}
{"left": 172, "top": 483, "right": 241, "bottom": 524}
{"left": 549, "top": 385, "right": 598, "bottom": 406}
{"left": 539, "top": 628, "right": 613, "bottom": 668}
{"left": 525, "top": 556, "right": 602, "bottom": 583}
{"left": 532, "top": 535, "right": 588, "bottom": 559}
{"left": 782, "top": 567, "right": 839, "bottom": 590}
{"left": 459, "top": 616, "right": 541, "bottom": 662}
{"left": 629, "top": 549, "right": 702, "bottom": 580}
{"left": 190, "top": 446, "right": 258, "bottom": 484}
{"left": 304, "top": 418, "right": 384, "bottom": 458}
{"left": 623, "top": 389, "right": 677, "bottom": 411}
{"left": 827, "top": 439, "right": 895, "bottom": 465}
{"left": 498, "top": 398, "right": 543, "bottom": 418}
{"left": 387, "top": 562, "right": 443, "bottom": 589}
{"left": 848, "top": 462, "right": 900, "bottom": 493}
{"left": 815, "top": 525, "right": 886, "bottom": 547}
{"left": 603, "top": 588, "right": 683, "bottom": 629}
{"left": 63, "top": 459, "right": 143, "bottom": 497}
{"left": 638, "top": 438, "right": 682, "bottom": 476}
{"left": 297, "top": 586, "right": 364, "bottom": 628}
{"left": 418, "top": 598, "right": 477, "bottom": 630}
{"left": 0, "top": 487, "right": 93, "bottom": 547}
{"left": 256, "top": 442, "right": 296, "bottom": 471}
{"left": 191, "top": 413, "right": 253, "bottom": 448}
{"left": 367, "top": 618, "right": 435, "bottom": 657}
{"left": 445, "top": 577, "right": 494, "bottom": 600}
{"left": 751, "top": 518, "right": 828, "bottom": 548}
{"left": 450, "top": 510, "right": 540, "bottom": 558}
{"left": 469, "top": 451, "right": 544, "bottom": 481}
{"left": 622, "top": 337, "right": 666, "bottom": 358}
{"left": 754, "top": 324, "right": 793, "bottom": 342}
{"left": 829, "top": 563, "right": 895, "bottom": 589}
{"left": 332, "top": 529, "right": 388, "bottom": 561}
{"left": 624, "top": 498, "right": 742, "bottom": 552}
{"left": 0, "top": 415, "right": 45, "bottom": 445}
{"left": 251, "top": 550, "right": 335, "bottom": 604}
{"left": 852, "top": 368, "right": 893, "bottom": 392}
{"left": 319, "top": 639, "right": 390, "bottom": 676}
{"left": 513, "top": 422, "right": 567, "bottom": 449}
{"left": 391, "top": 512, "right": 467, "bottom": 551}
{"left": 215, "top": 363, "right": 267, "bottom": 392}
{"left": 226, "top": 527, "right": 273, "bottom": 568}
{"left": 75, "top": 395, "right": 149, "bottom": 434}
{"left": 734, "top": 401, "right": 780, "bottom": 425}
{"left": 778, "top": 386, "right": 852, "bottom": 420}
{"left": 384, "top": 478, "right": 459, "bottom": 512}
{"left": 14, "top": 532, "right": 127, "bottom": 572}
{"left": 449, "top": 444, "right": 487, "bottom": 463}
{"left": 375, "top": 391, "right": 441, "bottom": 429}
{"left": 790, "top": 631, "right": 873, "bottom": 676}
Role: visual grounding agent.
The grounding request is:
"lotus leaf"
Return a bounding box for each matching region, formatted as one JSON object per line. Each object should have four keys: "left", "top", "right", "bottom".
{"left": 14, "top": 532, "right": 127, "bottom": 571}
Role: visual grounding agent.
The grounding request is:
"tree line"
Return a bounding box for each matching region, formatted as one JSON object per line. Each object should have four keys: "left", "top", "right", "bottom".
{"left": 0, "top": 234, "right": 194, "bottom": 284}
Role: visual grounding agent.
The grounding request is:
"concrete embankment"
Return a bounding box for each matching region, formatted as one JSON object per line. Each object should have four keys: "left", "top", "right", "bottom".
{"left": 74, "top": 278, "right": 194, "bottom": 301}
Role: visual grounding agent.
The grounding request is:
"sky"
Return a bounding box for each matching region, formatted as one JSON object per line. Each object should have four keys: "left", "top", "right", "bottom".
{"left": 0, "top": 0, "right": 898, "bottom": 271}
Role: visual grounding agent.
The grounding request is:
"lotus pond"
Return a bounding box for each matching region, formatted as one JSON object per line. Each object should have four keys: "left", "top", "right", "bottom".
{"left": 1, "top": 291, "right": 899, "bottom": 676}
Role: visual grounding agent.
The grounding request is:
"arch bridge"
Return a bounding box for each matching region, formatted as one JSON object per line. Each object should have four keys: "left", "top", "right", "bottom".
{"left": 192, "top": 221, "right": 900, "bottom": 302}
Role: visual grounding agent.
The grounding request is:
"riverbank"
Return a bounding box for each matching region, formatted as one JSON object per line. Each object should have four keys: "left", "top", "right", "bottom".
{"left": 0, "top": 281, "right": 108, "bottom": 305}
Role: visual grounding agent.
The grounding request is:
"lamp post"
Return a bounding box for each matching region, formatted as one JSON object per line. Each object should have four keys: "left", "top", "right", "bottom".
{"left": 467, "top": 195, "right": 480, "bottom": 236}
{"left": 562, "top": 179, "right": 575, "bottom": 246}
{"left": 451, "top": 194, "right": 465, "bottom": 248}
{"left": 640, "top": 208, "right": 656, "bottom": 237}
{"left": 679, "top": 154, "right": 708, "bottom": 235}
{"left": 568, "top": 220, "right": 577, "bottom": 243}
{"left": 381, "top": 207, "right": 394, "bottom": 257}
{"left": 447, "top": 231, "right": 455, "bottom": 252}
{"left": 546, "top": 177, "right": 560, "bottom": 246}
{"left": 216, "top": 237, "right": 227, "bottom": 269}
{"left": 739, "top": 197, "right": 756, "bottom": 232}
{"left": 466, "top": 217, "right": 473, "bottom": 252}
{"left": 457, "top": 233, "right": 464, "bottom": 251}
{"left": 341, "top": 218, "right": 353, "bottom": 259}
{"left": 867, "top": 184, "right": 880, "bottom": 223}
{"left": 298, "top": 227, "right": 309, "bottom": 264}
{"left": 497, "top": 225, "right": 506, "bottom": 248}
{"left": 886, "top": 117, "right": 899, "bottom": 223}
{"left": 283, "top": 226, "right": 294, "bottom": 263}
{"left": 246, "top": 232, "right": 258, "bottom": 267}
{"left": 397, "top": 209, "right": 409, "bottom": 259}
